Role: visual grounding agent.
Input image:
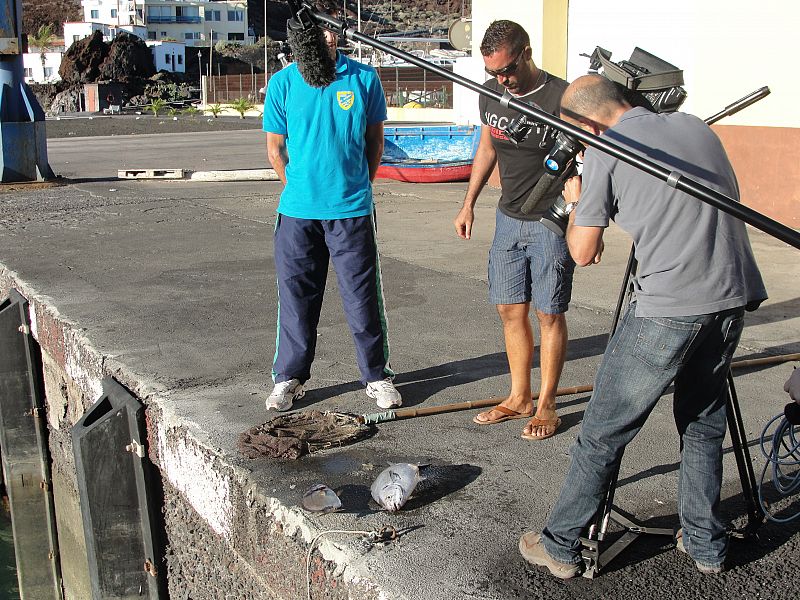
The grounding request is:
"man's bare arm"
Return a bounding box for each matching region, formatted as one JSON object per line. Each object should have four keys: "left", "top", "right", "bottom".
{"left": 564, "top": 175, "right": 604, "bottom": 266}
{"left": 365, "top": 122, "right": 385, "bottom": 182}
{"left": 266, "top": 132, "right": 288, "bottom": 184}
{"left": 455, "top": 126, "right": 497, "bottom": 239}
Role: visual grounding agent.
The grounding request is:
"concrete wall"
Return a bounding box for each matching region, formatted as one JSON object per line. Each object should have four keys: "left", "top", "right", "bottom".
{"left": 0, "top": 268, "right": 384, "bottom": 600}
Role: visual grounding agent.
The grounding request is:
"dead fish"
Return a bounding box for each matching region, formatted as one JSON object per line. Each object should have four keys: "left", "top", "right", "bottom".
{"left": 370, "top": 463, "right": 424, "bottom": 512}
{"left": 301, "top": 484, "right": 342, "bottom": 513}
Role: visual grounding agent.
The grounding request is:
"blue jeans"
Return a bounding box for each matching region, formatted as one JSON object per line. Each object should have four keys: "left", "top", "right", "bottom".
{"left": 541, "top": 303, "right": 745, "bottom": 570}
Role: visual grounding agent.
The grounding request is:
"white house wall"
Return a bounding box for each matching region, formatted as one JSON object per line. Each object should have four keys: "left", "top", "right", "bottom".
{"left": 148, "top": 42, "right": 187, "bottom": 73}
{"left": 566, "top": 0, "right": 799, "bottom": 128}
{"left": 23, "top": 52, "right": 64, "bottom": 84}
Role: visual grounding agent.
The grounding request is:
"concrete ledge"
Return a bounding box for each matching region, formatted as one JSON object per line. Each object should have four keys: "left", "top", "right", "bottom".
{"left": 116, "top": 168, "right": 279, "bottom": 182}
{"left": 189, "top": 169, "right": 279, "bottom": 182}
{"left": 118, "top": 168, "right": 185, "bottom": 180}
{"left": 0, "top": 265, "right": 387, "bottom": 600}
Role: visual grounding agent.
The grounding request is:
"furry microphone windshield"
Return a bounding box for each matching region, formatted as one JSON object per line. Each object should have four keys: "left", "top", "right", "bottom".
{"left": 287, "top": 19, "right": 337, "bottom": 88}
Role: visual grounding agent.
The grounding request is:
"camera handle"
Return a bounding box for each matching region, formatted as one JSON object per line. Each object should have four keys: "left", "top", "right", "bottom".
{"left": 579, "top": 91, "right": 771, "bottom": 578}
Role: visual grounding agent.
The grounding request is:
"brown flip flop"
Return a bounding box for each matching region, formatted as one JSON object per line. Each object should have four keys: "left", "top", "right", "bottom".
{"left": 473, "top": 405, "right": 533, "bottom": 425}
{"left": 520, "top": 416, "right": 562, "bottom": 440}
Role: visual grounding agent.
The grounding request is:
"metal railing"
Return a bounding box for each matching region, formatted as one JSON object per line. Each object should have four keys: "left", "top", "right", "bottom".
{"left": 202, "top": 66, "right": 454, "bottom": 108}
{"left": 146, "top": 16, "right": 202, "bottom": 24}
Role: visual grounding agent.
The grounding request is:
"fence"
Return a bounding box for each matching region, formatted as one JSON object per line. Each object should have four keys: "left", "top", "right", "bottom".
{"left": 203, "top": 73, "right": 268, "bottom": 105}
{"left": 202, "top": 64, "right": 454, "bottom": 108}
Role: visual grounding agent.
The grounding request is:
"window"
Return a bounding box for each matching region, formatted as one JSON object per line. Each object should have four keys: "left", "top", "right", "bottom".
{"left": 111, "top": 9, "right": 117, "bottom": 18}
{"left": 23, "top": 67, "right": 32, "bottom": 77}
{"left": 147, "top": 6, "right": 172, "bottom": 22}
{"left": 90, "top": 9, "right": 99, "bottom": 19}
{"left": 73, "top": 35, "right": 80, "bottom": 43}
{"left": 227, "top": 32, "right": 244, "bottom": 41}
{"left": 161, "top": 31, "right": 167, "bottom": 37}
{"left": 43, "top": 67, "right": 53, "bottom": 78}
{"left": 227, "top": 9, "right": 244, "bottom": 22}
{"left": 205, "top": 9, "right": 221, "bottom": 21}
{"left": 147, "top": 31, "right": 156, "bottom": 40}
{"left": 177, "top": 55, "right": 183, "bottom": 65}
{"left": 184, "top": 32, "right": 201, "bottom": 40}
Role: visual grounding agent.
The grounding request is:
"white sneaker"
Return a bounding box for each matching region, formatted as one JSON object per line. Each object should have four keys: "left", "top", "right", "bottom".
{"left": 366, "top": 378, "right": 402, "bottom": 409}
{"left": 266, "top": 378, "right": 305, "bottom": 412}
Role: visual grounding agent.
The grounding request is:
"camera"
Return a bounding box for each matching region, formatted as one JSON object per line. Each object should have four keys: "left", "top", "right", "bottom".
{"left": 527, "top": 46, "right": 687, "bottom": 236}
{"left": 504, "top": 115, "right": 534, "bottom": 146}
{"left": 586, "top": 46, "right": 687, "bottom": 114}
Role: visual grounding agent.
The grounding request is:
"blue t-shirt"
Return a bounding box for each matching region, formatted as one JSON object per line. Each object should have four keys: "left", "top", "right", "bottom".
{"left": 263, "top": 52, "right": 387, "bottom": 219}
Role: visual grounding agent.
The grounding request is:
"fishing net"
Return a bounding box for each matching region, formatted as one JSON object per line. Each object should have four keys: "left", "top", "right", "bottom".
{"left": 238, "top": 410, "right": 375, "bottom": 459}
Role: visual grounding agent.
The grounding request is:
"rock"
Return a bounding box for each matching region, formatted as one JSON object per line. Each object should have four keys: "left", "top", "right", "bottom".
{"left": 99, "top": 31, "right": 156, "bottom": 82}
{"left": 126, "top": 94, "right": 149, "bottom": 108}
{"left": 49, "top": 87, "right": 83, "bottom": 114}
{"left": 59, "top": 30, "right": 108, "bottom": 85}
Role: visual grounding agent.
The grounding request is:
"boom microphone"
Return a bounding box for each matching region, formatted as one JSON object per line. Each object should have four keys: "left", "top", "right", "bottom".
{"left": 286, "top": 1, "right": 336, "bottom": 88}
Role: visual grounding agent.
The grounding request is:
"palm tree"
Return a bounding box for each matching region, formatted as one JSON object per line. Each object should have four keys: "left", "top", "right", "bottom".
{"left": 30, "top": 24, "right": 56, "bottom": 81}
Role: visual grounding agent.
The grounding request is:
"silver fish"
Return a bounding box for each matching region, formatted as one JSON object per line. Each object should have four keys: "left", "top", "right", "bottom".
{"left": 370, "top": 463, "right": 423, "bottom": 512}
{"left": 301, "top": 484, "right": 342, "bottom": 513}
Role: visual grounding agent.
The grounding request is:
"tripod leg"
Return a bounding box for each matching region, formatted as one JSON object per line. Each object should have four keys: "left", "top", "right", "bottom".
{"left": 581, "top": 245, "right": 637, "bottom": 578}
{"left": 724, "top": 372, "right": 765, "bottom": 534}
{"left": 609, "top": 244, "right": 637, "bottom": 336}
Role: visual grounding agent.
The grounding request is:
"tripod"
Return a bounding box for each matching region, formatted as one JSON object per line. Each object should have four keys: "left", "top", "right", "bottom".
{"left": 578, "top": 246, "right": 766, "bottom": 578}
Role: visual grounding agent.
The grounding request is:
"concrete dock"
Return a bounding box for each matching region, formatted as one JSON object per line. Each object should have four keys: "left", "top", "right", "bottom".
{"left": 0, "top": 127, "right": 797, "bottom": 599}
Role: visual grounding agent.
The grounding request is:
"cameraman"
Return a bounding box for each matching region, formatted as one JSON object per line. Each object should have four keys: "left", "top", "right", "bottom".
{"left": 454, "top": 20, "right": 575, "bottom": 440}
{"left": 519, "top": 74, "right": 767, "bottom": 577}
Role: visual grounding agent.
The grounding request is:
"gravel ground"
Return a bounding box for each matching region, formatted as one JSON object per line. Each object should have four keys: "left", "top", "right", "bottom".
{"left": 45, "top": 114, "right": 263, "bottom": 139}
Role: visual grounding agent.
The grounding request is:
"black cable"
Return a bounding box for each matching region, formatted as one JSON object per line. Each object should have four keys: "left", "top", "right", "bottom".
{"left": 758, "top": 412, "right": 800, "bottom": 522}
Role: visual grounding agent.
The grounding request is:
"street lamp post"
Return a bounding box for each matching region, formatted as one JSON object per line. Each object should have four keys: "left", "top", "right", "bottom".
{"left": 264, "top": 0, "right": 269, "bottom": 72}
{"left": 197, "top": 50, "right": 203, "bottom": 105}
{"left": 209, "top": 29, "right": 214, "bottom": 103}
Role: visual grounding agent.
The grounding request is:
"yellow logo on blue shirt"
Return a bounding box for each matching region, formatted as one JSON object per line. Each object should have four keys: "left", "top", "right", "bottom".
{"left": 337, "top": 91, "right": 355, "bottom": 110}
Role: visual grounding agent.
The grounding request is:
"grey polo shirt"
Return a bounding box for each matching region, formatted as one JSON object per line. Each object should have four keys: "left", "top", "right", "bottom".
{"left": 574, "top": 107, "right": 767, "bottom": 317}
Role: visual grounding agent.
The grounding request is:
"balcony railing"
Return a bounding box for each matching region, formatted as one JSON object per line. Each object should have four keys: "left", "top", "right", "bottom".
{"left": 147, "top": 16, "right": 202, "bottom": 24}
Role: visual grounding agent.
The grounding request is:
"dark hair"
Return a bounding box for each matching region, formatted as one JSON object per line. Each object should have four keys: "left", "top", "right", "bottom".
{"left": 480, "top": 20, "right": 530, "bottom": 56}
{"left": 562, "top": 74, "right": 627, "bottom": 120}
{"left": 313, "top": 0, "right": 340, "bottom": 17}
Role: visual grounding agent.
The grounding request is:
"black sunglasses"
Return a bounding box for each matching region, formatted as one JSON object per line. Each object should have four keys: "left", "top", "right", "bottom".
{"left": 485, "top": 48, "right": 526, "bottom": 78}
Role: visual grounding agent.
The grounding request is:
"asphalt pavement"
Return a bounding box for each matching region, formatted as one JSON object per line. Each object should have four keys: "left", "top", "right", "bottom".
{"left": 0, "top": 128, "right": 797, "bottom": 599}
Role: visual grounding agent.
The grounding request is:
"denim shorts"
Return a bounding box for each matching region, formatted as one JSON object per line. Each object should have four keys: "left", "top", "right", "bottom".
{"left": 488, "top": 209, "right": 575, "bottom": 313}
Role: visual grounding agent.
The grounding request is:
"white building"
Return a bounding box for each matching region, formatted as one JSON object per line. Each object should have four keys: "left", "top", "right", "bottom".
{"left": 148, "top": 41, "right": 187, "bottom": 73}
{"left": 64, "top": 21, "right": 150, "bottom": 47}
{"left": 23, "top": 49, "right": 65, "bottom": 84}
{"left": 78, "top": 0, "right": 253, "bottom": 47}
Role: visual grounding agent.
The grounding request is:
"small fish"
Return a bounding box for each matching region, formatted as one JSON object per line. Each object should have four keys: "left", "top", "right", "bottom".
{"left": 301, "top": 484, "right": 342, "bottom": 513}
{"left": 370, "top": 463, "right": 424, "bottom": 512}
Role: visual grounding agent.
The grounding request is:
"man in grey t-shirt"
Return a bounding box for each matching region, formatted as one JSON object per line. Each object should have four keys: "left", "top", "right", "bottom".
{"left": 519, "top": 74, "right": 767, "bottom": 579}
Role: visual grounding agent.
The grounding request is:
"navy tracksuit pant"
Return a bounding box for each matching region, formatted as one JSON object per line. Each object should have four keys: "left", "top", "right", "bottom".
{"left": 272, "top": 213, "right": 393, "bottom": 386}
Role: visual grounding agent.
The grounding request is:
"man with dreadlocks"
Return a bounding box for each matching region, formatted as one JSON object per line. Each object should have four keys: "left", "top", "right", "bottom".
{"left": 262, "top": 0, "right": 401, "bottom": 412}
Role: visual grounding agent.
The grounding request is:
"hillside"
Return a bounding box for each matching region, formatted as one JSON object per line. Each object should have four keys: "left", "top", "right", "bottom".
{"left": 20, "top": 0, "right": 468, "bottom": 37}
{"left": 22, "top": 0, "right": 82, "bottom": 35}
